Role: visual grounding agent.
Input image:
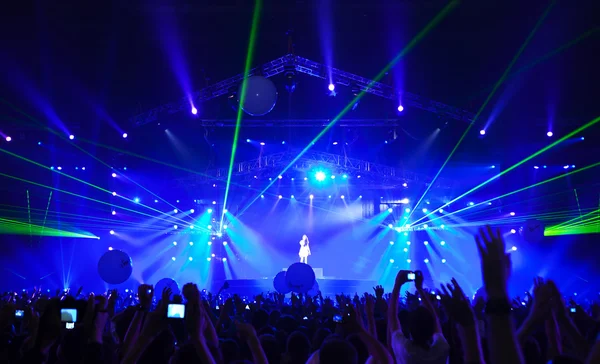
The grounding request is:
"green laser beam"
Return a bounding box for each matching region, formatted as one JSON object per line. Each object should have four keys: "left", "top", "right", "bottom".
{"left": 411, "top": 115, "right": 600, "bottom": 226}
{"left": 407, "top": 0, "right": 556, "bottom": 222}
{"left": 0, "top": 217, "right": 96, "bottom": 238}
{"left": 237, "top": 0, "right": 460, "bottom": 216}
{"left": 412, "top": 160, "right": 600, "bottom": 227}
{"left": 222, "top": 0, "right": 263, "bottom": 230}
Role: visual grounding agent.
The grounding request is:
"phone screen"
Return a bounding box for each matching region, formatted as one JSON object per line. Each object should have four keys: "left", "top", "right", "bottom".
{"left": 570, "top": 307, "right": 576, "bottom": 313}
{"left": 15, "top": 310, "right": 24, "bottom": 318}
{"left": 333, "top": 315, "right": 343, "bottom": 323}
{"left": 407, "top": 272, "right": 416, "bottom": 280}
{"left": 167, "top": 304, "right": 186, "bottom": 319}
{"left": 60, "top": 308, "right": 78, "bottom": 323}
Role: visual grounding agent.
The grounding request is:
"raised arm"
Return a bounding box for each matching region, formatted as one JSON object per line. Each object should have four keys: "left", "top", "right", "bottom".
{"left": 415, "top": 270, "right": 442, "bottom": 333}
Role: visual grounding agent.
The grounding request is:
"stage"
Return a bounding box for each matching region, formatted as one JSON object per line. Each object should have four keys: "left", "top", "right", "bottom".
{"left": 220, "top": 278, "right": 377, "bottom": 297}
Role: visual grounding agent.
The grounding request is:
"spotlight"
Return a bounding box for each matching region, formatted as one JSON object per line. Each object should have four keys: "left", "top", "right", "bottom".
{"left": 5, "top": 136, "right": 11, "bottom": 142}
{"left": 580, "top": 136, "right": 585, "bottom": 141}
{"left": 174, "top": 209, "right": 178, "bottom": 213}
{"left": 122, "top": 133, "right": 128, "bottom": 138}
{"left": 479, "top": 130, "right": 486, "bottom": 135}
{"left": 112, "top": 173, "right": 117, "bottom": 178}
{"left": 388, "top": 224, "right": 393, "bottom": 228}
{"left": 309, "top": 194, "right": 314, "bottom": 200}
{"left": 260, "top": 142, "right": 265, "bottom": 146}
{"left": 441, "top": 259, "right": 446, "bottom": 263}
{"left": 207, "top": 241, "right": 212, "bottom": 246}
{"left": 112, "top": 192, "right": 117, "bottom": 196}
{"left": 389, "top": 259, "right": 395, "bottom": 263}
{"left": 423, "top": 224, "right": 429, "bottom": 229}
{"left": 188, "top": 257, "right": 193, "bottom": 261}
{"left": 359, "top": 195, "right": 362, "bottom": 198}
{"left": 424, "top": 241, "right": 429, "bottom": 245}
{"left": 172, "top": 257, "right": 176, "bottom": 261}
{"left": 246, "top": 139, "right": 251, "bottom": 143}
{"left": 291, "top": 195, "right": 295, "bottom": 199}
{"left": 278, "top": 195, "right": 282, "bottom": 199}
{"left": 108, "top": 247, "right": 113, "bottom": 251}
{"left": 389, "top": 241, "right": 395, "bottom": 245}
{"left": 38, "top": 141, "right": 42, "bottom": 145}
{"left": 511, "top": 246, "right": 517, "bottom": 251}
{"left": 407, "top": 241, "right": 411, "bottom": 245}
{"left": 223, "top": 224, "right": 228, "bottom": 229}
{"left": 155, "top": 199, "right": 158, "bottom": 203}
{"left": 278, "top": 175, "right": 282, "bottom": 179}
{"left": 82, "top": 167, "right": 85, "bottom": 170}
{"left": 397, "top": 105, "right": 404, "bottom": 112}
{"left": 438, "top": 209, "right": 444, "bottom": 213}
{"left": 534, "top": 166, "right": 539, "bottom": 169}
{"left": 57, "top": 166, "right": 62, "bottom": 170}
{"left": 440, "top": 224, "right": 445, "bottom": 229}
{"left": 357, "top": 175, "right": 361, "bottom": 178}
{"left": 328, "top": 83, "right": 335, "bottom": 91}
{"left": 212, "top": 201, "right": 216, "bottom": 204}
{"left": 422, "top": 208, "right": 428, "bottom": 213}
{"left": 207, "top": 209, "right": 212, "bottom": 213}
{"left": 563, "top": 165, "right": 569, "bottom": 169}
{"left": 212, "top": 253, "right": 215, "bottom": 257}
{"left": 405, "top": 208, "right": 410, "bottom": 213}
{"left": 547, "top": 131, "right": 553, "bottom": 137}
{"left": 468, "top": 202, "right": 474, "bottom": 206}
{"left": 510, "top": 212, "right": 515, "bottom": 216}
{"left": 403, "top": 183, "right": 408, "bottom": 187}
{"left": 407, "top": 259, "right": 412, "bottom": 263}
{"left": 403, "top": 248, "right": 408, "bottom": 252}
{"left": 261, "top": 195, "right": 265, "bottom": 199}
{"left": 491, "top": 165, "right": 496, "bottom": 168}
{"left": 191, "top": 107, "right": 198, "bottom": 115}
{"left": 111, "top": 211, "right": 116, "bottom": 215}
{"left": 134, "top": 198, "right": 140, "bottom": 203}
{"left": 69, "top": 134, "right": 75, "bottom": 140}
{"left": 333, "top": 141, "right": 338, "bottom": 145}
{"left": 282, "top": 140, "right": 286, "bottom": 144}
{"left": 190, "top": 225, "right": 194, "bottom": 229}
{"left": 207, "top": 225, "right": 212, "bottom": 229}
{"left": 109, "top": 230, "right": 115, "bottom": 235}
{"left": 341, "top": 195, "right": 345, "bottom": 199}
{"left": 315, "top": 171, "right": 326, "bottom": 181}
{"left": 440, "top": 241, "right": 446, "bottom": 246}
{"left": 173, "top": 225, "right": 178, "bottom": 229}
{"left": 331, "top": 175, "right": 336, "bottom": 179}
{"left": 424, "top": 258, "right": 429, "bottom": 263}
{"left": 388, "top": 208, "right": 393, "bottom": 213}
{"left": 207, "top": 257, "right": 211, "bottom": 261}
{"left": 511, "top": 229, "right": 516, "bottom": 234}
{"left": 328, "top": 195, "right": 332, "bottom": 199}
{"left": 222, "top": 257, "right": 227, "bottom": 262}
{"left": 223, "top": 241, "right": 227, "bottom": 246}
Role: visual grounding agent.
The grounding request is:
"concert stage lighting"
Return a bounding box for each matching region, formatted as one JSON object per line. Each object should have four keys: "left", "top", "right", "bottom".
{"left": 403, "top": 183, "right": 408, "bottom": 187}
{"left": 207, "top": 225, "right": 212, "bottom": 229}
{"left": 69, "top": 134, "right": 75, "bottom": 140}
{"left": 57, "top": 166, "right": 62, "bottom": 170}
{"left": 173, "top": 225, "right": 178, "bottom": 229}
{"left": 112, "top": 192, "right": 117, "bottom": 196}
{"left": 207, "top": 257, "right": 211, "bottom": 261}
{"left": 389, "top": 241, "right": 394, "bottom": 245}
{"left": 397, "top": 105, "right": 404, "bottom": 112}
{"left": 407, "top": 241, "right": 411, "bottom": 245}
{"left": 223, "top": 225, "right": 228, "bottom": 229}
{"left": 479, "top": 130, "right": 486, "bottom": 135}
{"left": 261, "top": 195, "right": 265, "bottom": 198}
{"left": 331, "top": 175, "right": 336, "bottom": 179}
{"left": 438, "top": 209, "right": 444, "bottom": 213}
{"left": 260, "top": 142, "right": 265, "bottom": 146}
{"left": 189, "top": 242, "right": 193, "bottom": 246}
{"left": 207, "top": 241, "right": 212, "bottom": 246}
{"left": 440, "top": 241, "right": 446, "bottom": 246}
{"left": 246, "top": 139, "right": 251, "bottom": 143}
{"left": 222, "top": 258, "right": 227, "bottom": 262}
{"left": 134, "top": 198, "right": 140, "bottom": 203}
{"left": 278, "top": 195, "right": 282, "bottom": 199}
{"left": 108, "top": 247, "right": 113, "bottom": 251}
{"left": 122, "top": 133, "right": 128, "bottom": 138}
{"left": 189, "top": 257, "right": 193, "bottom": 261}
{"left": 422, "top": 208, "right": 428, "bottom": 213}
{"left": 207, "top": 209, "right": 212, "bottom": 213}
{"left": 441, "top": 259, "right": 446, "bottom": 263}
{"left": 547, "top": 131, "right": 553, "bottom": 137}
{"left": 511, "top": 246, "right": 517, "bottom": 251}
{"left": 223, "top": 241, "right": 227, "bottom": 246}
{"left": 112, "top": 173, "right": 116, "bottom": 177}
{"left": 171, "top": 257, "right": 176, "bottom": 261}
{"left": 291, "top": 195, "right": 295, "bottom": 199}
{"left": 333, "top": 141, "right": 338, "bottom": 145}
{"left": 5, "top": 136, "right": 11, "bottom": 142}
{"left": 341, "top": 195, "right": 345, "bottom": 199}
{"left": 403, "top": 248, "right": 408, "bottom": 252}
{"left": 328, "top": 83, "right": 335, "bottom": 91}
{"left": 109, "top": 230, "right": 115, "bottom": 235}
{"left": 388, "top": 208, "right": 393, "bottom": 213}
{"left": 309, "top": 194, "right": 314, "bottom": 200}
{"left": 191, "top": 107, "right": 198, "bottom": 115}
{"left": 424, "top": 259, "right": 429, "bottom": 263}
{"left": 424, "top": 241, "right": 429, "bottom": 245}
{"left": 407, "top": 259, "right": 411, "bottom": 263}
{"left": 315, "top": 171, "right": 326, "bottom": 181}
{"left": 212, "top": 201, "right": 216, "bottom": 204}
{"left": 468, "top": 202, "right": 474, "bottom": 206}
{"left": 511, "top": 229, "right": 516, "bottom": 234}
{"left": 278, "top": 175, "right": 282, "bottom": 179}
{"left": 510, "top": 212, "right": 515, "bottom": 216}
{"left": 389, "top": 259, "right": 395, "bottom": 263}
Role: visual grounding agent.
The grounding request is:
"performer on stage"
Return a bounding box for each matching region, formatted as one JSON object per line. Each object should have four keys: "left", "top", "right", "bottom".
{"left": 299, "top": 234, "right": 311, "bottom": 264}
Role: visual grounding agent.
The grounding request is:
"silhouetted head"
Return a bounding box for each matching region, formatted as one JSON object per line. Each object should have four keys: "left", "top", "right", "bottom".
{"left": 409, "top": 306, "right": 435, "bottom": 349}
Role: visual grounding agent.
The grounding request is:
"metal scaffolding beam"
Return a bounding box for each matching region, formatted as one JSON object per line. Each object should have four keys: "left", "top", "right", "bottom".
{"left": 178, "top": 118, "right": 403, "bottom": 127}
{"left": 131, "top": 54, "right": 475, "bottom": 126}
{"left": 175, "top": 149, "right": 458, "bottom": 190}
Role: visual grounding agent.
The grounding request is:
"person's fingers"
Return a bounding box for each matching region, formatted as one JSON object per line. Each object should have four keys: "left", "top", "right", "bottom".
{"left": 479, "top": 227, "right": 490, "bottom": 244}
{"left": 440, "top": 284, "right": 450, "bottom": 297}
{"left": 475, "top": 236, "right": 486, "bottom": 258}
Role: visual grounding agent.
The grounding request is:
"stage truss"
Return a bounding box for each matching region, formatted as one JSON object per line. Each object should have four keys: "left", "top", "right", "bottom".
{"left": 176, "top": 149, "right": 458, "bottom": 190}
{"left": 131, "top": 54, "right": 475, "bottom": 127}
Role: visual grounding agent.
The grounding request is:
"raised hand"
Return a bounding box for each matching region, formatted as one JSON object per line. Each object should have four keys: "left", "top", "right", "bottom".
{"left": 528, "top": 277, "right": 553, "bottom": 321}
{"left": 373, "top": 285, "right": 384, "bottom": 299}
{"left": 415, "top": 270, "right": 424, "bottom": 290}
{"left": 394, "top": 270, "right": 414, "bottom": 288}
{"left": 440, "top": 278, "right": 475, "bottom": 326}
{"left": 364, "top": 294, "right": 375, "bottom": 315}
{"left": 235, "top": 320, "right": 257, "bottom": 340}
{"left": 475, "top": 225, "right": 510, "bottom": 298}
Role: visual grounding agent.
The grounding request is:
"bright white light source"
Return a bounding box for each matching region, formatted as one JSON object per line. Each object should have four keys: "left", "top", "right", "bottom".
{"left": 328, "top": 83, "right": 335, "bottom": 91}
{"left": 397, "top": 105, "right": 404, "bottom": 112}
{"left": 122, "top": 133, "right": 128, "bottom": 138}
{"left": 191, "top": 107, "right": 198, "bottom": 115}
{"left": 112, "top": 173, "right": 117, "bottom": 178}
{"left": 479, "top": 130, "right": 486, "bottom": 135}
{"left": 109, "top": 230, "right": 115, "bottom": 235}
{"left": 547, "top": 131, "right": 553, "bottom": 137}
{"left": 69, "top": 134, "right": 75, "bottom": 140}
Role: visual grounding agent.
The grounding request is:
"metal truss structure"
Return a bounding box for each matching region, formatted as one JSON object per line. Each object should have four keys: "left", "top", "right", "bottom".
{"left": 176, "top": 149, "right": 458, "bottom": 190}
{"left": 131, "top": 54, "right": 475, "bottom": 127}
{"left": 180, "top": 118, "right": 403, "bottom": 127}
